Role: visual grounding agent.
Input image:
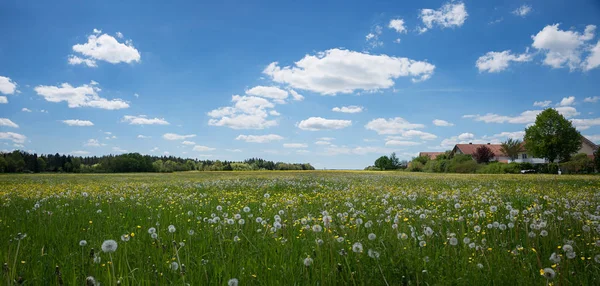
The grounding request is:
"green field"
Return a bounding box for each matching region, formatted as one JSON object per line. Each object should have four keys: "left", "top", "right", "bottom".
{"left": 1, "top": 172, "right": 599, "bottom": 285}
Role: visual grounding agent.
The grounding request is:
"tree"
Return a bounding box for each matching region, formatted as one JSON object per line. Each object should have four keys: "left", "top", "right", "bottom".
{"left": 594, "top": 148, "right": 600, "bottom": 172}
{"left": 473, "top": 145, "right": 495, "bottom": 163}
{"left": 37, "top": 157, "right": 46, "bottom": 172}
{"left": 374, "top": 156, "right": 392, "bottom": 170}
{"left": 524, "top": 108, "right": 581, "bottom": 163}
{"left": 500, "top": 138, "right": 523, "bottom": 162}
{"left": 389, "top": 152, "right": 400, "bottom": 169}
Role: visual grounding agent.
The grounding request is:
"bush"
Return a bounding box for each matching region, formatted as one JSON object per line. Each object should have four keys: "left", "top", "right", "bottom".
{"left": 450, "top": 160, "right": 479, "bottom": 173}
{"left": 407, "top": 161, "right": 424, "bottom": 172}
{"left": 477, "top": 162, "right": 504, "bottom": 174}
{"left": 519, "top": 162, "right": 534, "bottom": 170}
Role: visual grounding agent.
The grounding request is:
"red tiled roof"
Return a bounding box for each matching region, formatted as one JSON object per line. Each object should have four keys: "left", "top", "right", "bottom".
{"left": 419, "top": 152, "right": 444, "bottom": 160}
{"left": 454, "top": 144, "right": 506, "bottom": 157}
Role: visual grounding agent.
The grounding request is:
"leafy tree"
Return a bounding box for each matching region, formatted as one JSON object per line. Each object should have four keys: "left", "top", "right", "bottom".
{"left": 412, "top": 155, "right": 430, "bottom": 165}
{"left": 595, "top": 148, "right": 600, "bottom": 172}
{"left": 37, "top": 157, "right": 46, "bottom": 172}
{"left": 500, "top": 138, "right": 523, "bottom": 161}
{"left": 374, "top": 156, "right": 392, "bottom": 170}
{"left": 524, "top": 108, "right": 581, "bottom": 163}
{"left": 473, "top": 145, "right": 495, "bottom": 164}
{"left": 389, "top": 152, "right": 400, "bottom": 169}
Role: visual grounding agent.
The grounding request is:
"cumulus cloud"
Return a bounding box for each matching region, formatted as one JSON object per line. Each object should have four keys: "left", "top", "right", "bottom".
{"left": 418, "top": 1, "right": 468, "bottom": 33}
{"left": 384, "top": 130, "right": 437, "bottom": 140}
{"left": 0, "top": 118, "right": 19, "bottom": 128}
{"left": 163, "top": 133, "right": 196, "bottom": 140}
{"left": 62, "top": 119, "right": 94, "bottom": 126}
{"left": 476, "top": 50, "right": 531, "bottom": 72}
{"left": 491, "top": 131, "right": 526, "bottom": 139}
{"left": 512, "top": 5, "right": 532, "bottom": 17}
{"left": 112, "top": 147, "right": 127, "bottom": 153}
{"left": 297, "top": 117, "right": 352, "bottom": 131}
{"left": 289, "top": 90, "right": 304, "bottom": 101}
{"left": 557, "top": 96, "right": 575, "bottom": 106}
{"left": 246, "top": 86, "right": 289, "bottom": 104}
{"left": 137, "top": 135, "right": 151, "bottom": 139}
{"left": 384, "top": 140, "right": 420, "bottom": 146}
{"left": 121, "top": 115, "right": 169, "bottom": 125}
{"left": 208, "top": 95, "right": 278, "bottom": 129}
{"left": 235, "top": 134, "right": 284, "bottom": 143}
{"left": 283, "top": 143, "right": 308, "bottom": 148}
{"left": 0, "top": 76, "right": 17, "bottom": 94}
{"left": 439, "top": 133, "right": 501, "bottom": 149}
{"left": 531, "top": 24, "right": 598, "bottom": 71}
{"left": 263, "top": 48, "right": 435, "bottom": 95}
{"left": 84, "top": 139, "right": 104, "bottom": 147}
{"left": 388, "top": 19, "right": 407, "bottom": 33}
{"left": 365, "top": 117, "right": 425, "bottom": 134}
{"left": 0, "top": 96, "right": 6, "bottom": 104}
{"left": 69, "top": 30, "right": 140, "bottom": 67}
{"left": 21, "top": 108, "right": 32, "bottom": 112}
{"left": 365, "top": 25, "right": 383, "bottom": 49}
{"left": 323, "top": 146, "right": 393, "bottom": 156}
{"left": 464, "top": 107, "right": 579, "bottom": 124}
{"left": 433, "top": 119, "right": 454, "bottom": 126}
{"left": 533, "top": 100, "right": 552, "bottom": 107}
{"left": 332, "top": 106, "right": 364, "bottom": 113}
{"left": 571, "top": 117, "right": 600, "bottom": 130}
{"left": 181, "top": 141, "right": 196, "bottom": 145}
{"left": 193, "top": 145, "right": 216, "bottom": 152}
{"left": 34, "top": 82, "right": 129, "bottom": 110}
{"left": 0, "top": 132, "right": 26, "bottom": 144}
{"left": 584, "top": 96, "right": 599, "bottom": 103}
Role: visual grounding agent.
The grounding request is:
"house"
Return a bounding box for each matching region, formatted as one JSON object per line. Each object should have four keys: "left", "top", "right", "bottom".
{"left": 448, "top": 136, "right": 597, "bottom": 164}
{"left": 450, "top": 143, "right": 510, "bottom": 162}
{"left": 418, "top": 152, "right": 444, "bottom": 160}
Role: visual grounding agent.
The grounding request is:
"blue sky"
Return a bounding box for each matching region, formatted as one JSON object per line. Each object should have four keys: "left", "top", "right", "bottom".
{"left": 1, "top": 0, "right": 599, "bottom": 169}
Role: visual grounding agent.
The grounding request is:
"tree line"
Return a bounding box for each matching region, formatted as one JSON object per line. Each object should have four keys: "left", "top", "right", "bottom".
{"left": 0, "top": 151, "right": 315, "bottom": 173}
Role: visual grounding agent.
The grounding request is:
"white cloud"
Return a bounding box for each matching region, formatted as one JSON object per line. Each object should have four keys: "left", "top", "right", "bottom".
{"left": 208, "top": 95, "right": 277, "bottom": 129}
{"left": 150, "top": 147, "right": 159, "bottom": 152}
{"left": 70, "top": 30, "right": 140, "bottom": 66}
{"left": 122, "top": 115, "right": 169, "bottom": 125}
{"left": 0, "top": 118, "right": 18, "bottom": 128}
{"left": 112, "top": 147, "right": 127, "bottom": 153}
{"left": 289, "top": 90, "right": 304, "bottom": 101}
{"left": 324, "top": 146, "right": 393, "bottom": 156}
{"left": 0, "top": 76, "right": 17, "bottom": 94}
{"left": 365, "top": 25, "right": 383, "bottom": 49}
{"left": 134, "top": 93, "right": 140, "bottom": 98}
{"left": 34, "top": 82, "right": 129, "bottom": 110}
{"left": 62, "top": 119, "right": 94, "bottom": 126}
{"left": 458, "top": 132, "right": 475, "bottom": 140}
{"left": 584, "top": 40, "right": 600, "bottom": 71}
{"left": 491, "top": 131, "right": 525, "bottom": 139}
{"left": 476, "top": 50, "right": 531, "bottom": 72}
{"left": 531, "top": 24, "right": 597, "bottom": 70}
{"left": 465, "top": 107, "right": 579, "bottom": 124}
{"left": 315, "top": 140, "right": 332, "bottom": 145}
{"left": 193, "top": 145, "right": 216, "bottom": 152}
{"left": 182, "top": 141, "right": 196, "bottom": 145}
{"left": 269, "top": 110, "right": 280, "bottom": 116}
{"left": 298, "top": 117, "right": 352, "bottom": 131}
{"left": 0, "top": 132, "right": 26, "bottom": 144}
{"left": 283, "top": 143, "right": 308, "bottom": 148}
{"left": 433, "top": 119, "right": 454, "bottom": 126}
{"left": 584, "top": 96, "right": 599, "bottom": 103}
{"left": 263, "top": 48, "right": 435, "bottom": 95}
{"left": 68, "top": 56, "right": 98, "bottom": 67}
{"left": 557, "top": 96, "right": 575, "bottom": 106}
{"left": 71, "top": 150, "right": 90, "bottom": 155}
{"left": 116, "top": 32, "right": 124, "bottom": 39}
{"left": 388, "top": 19, "right": 407, "bottom": 33}
{"left": 235, "top": 134, "right": 284, "bottom": 143}
{"left": 332, "top": 105, "right": 364, "bottom": 113}
{"left": 163, "top": 133, "right": 196, "bottom": 140}
{"left": 512, "top": 5, "right": 532, "bottom": 17}
{"left": 571, "top": 117, "right": 600, "bottom": 130}
{"left": 84, "top": 139, "right": 104, "bottom": 147}
{"left": 0, "top": 96, "right": 7, "bottom": 104}
{"left": 584, "top": 134, "right": 600, "bottom": 143}
{"left": 419, "top": 1, "right": 468, "bottom": 33}
{"left": 137, "top": 135, "right": 151, "bottom": 139}
{"left": 21, "top": 108, "right": 32, "bottom": 112}
{"left": 533, "top": 100, "right": 552, "bottom": 107}
{"left": 226, "top": 149, "right": 242, "bottom": 152}
{"left": 385, "top": 140, "right": 420, "bottom": 146}
{"left": 365, "top": 117, "right": 425, "bottom": 134}
{"left": 246, "top": 86, "right": 289, "bottom": 104}
{"left": 385, "top": 130, "right": 437, "bottom": 140}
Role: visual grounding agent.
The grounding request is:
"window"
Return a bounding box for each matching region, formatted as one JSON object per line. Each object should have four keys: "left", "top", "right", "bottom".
{"left": 522, "top": 154, "right": 527, "bottom": 159}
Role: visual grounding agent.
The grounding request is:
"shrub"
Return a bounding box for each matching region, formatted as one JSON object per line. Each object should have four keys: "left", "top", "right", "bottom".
{"left": 407, "top": 162, "right": 424, "bottom": 172}
{"left": 450, "top": 160, "right": 479, "bottom": 173}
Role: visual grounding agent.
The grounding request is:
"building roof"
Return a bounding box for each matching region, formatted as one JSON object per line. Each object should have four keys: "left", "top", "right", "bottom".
{"left": 582, "top": 136, "right": 598, "bottom": 150}
{"left": 453, "top": 143, "right": 506, "bottom": 157}
{"left": 418, "top": 152, "right": 444, "bottom": 160}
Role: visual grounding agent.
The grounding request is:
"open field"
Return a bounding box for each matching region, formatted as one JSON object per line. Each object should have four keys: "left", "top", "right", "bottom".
{"left": 1, "top": 171, "right": 600, "bottom": 285}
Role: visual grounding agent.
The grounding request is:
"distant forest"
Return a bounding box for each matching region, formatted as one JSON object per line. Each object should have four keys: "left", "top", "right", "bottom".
{"left": 0, "top": 150, "right": 315, "bottom": 173}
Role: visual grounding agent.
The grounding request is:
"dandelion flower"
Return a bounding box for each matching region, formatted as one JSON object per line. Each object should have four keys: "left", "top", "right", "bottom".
{"left": 312, "top": 224, "right": 323, "bottom": 232}
{"left": 171, "top": 261, "right": 179, "bottom": 271}
{"left": 304, "top": 257, "right": 313, "bottom": 267}
{"left": 368, "top": 249, "right": 380, "bottom": 259}
{"left": 549, "top": 252, "right": 561, "bottom": 263}
{"left": 188, "top": 229, "right": 195, "bottom": 236}
{"left": 562, "top": 244, "right": 573, "bottom": 253}
{"left": 368, "top": 233, "right": 376, "bottom": 240}
{"left": 101, "top": 240, "right": 118, "bottom": 253}
{"left": 541, "top": 268, "right": 555, "bottom": 280}
{"left": 79, "top": 240, "right": 87, "bottom": 247}
{"left": 228, "top": 278, "right": 239, "bottom": 286}
{"left": 148, "top": 227, "right": 156, "bottom": 234}
{"left": 352, "top": 242, "right": 363, "bottom": 253}
{"left": 449, "top": 237, "right": 458, "bottom": 246}
{"left": 168, "top": 225, "right": 176, "bottom": 233}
